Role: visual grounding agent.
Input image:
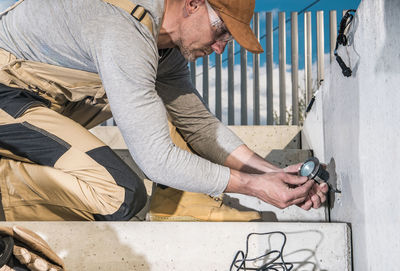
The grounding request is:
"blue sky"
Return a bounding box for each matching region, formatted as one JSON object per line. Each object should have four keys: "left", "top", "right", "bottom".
{"left": 0, "top": 0, "right": 361, "bottom": 12}
{"left": 255, "top": 0, "right": 360, "bottom": 12}
{"left": 203, "top": 0, "right": 362, "bottom": 69}
{"left": 0, "top": 0, "right": 15, "bottom": 11}
{"left": 1, "top": 0, "right": 361, "bottom": 68}
{"left": 257, "top": 0, "right": 361, "bottom": 67}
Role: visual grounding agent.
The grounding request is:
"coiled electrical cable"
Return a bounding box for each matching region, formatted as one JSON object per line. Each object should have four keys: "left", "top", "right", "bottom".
{"left": 230, "top": 231, "right": 293, "bottom": 271}
{"left": 334, "top": 9, "right": 357, "bottom": 77}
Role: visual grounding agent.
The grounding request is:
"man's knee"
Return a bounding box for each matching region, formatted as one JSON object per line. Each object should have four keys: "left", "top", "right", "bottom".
{"left": 86, "top": 146, "right": 148, "bottom": 221}
{"left": 93, "top": 182, "right": 147, "bottom": 221}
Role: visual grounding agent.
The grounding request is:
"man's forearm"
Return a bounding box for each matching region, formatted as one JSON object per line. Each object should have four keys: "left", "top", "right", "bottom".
{"left": 224, "top": 168, "right": 253, "bottom": 195}
{"left": 224, "top": 144, "right": 282, "bottom": 174}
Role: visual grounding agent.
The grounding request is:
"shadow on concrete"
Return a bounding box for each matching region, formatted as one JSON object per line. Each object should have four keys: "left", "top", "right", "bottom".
{"left": 285, "top": 230, "right": 326, "bottom": 271}
{"left": 222, "top": 194, "right": 278, "bottom": 222}
{"left": 263, "top": 149, "right": 312, "bottom": 168}
{"left": 326, "top": 157, "right": 339, "bottom": 210}
{"left": 281, "top": 130, "right": 302, "bottom": 154}
{"left": 260, "top": 130, "right": 309, "bottom": 169}
{"left": 242, "top": 230, "right": 326, "bottom": 271}
{"left": 62, "top": 223, "right": 151, "bottom": 270}
{"left": 283, "top": 131, "right": 302, "bottom": 150}
{"left": 282, "top": 230, "right": 326, "bottom": 271}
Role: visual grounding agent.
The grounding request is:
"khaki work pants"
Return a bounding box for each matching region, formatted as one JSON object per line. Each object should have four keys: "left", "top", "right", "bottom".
{"left": 0, "top": 100, "right": 149, "bottom": 221}
{"left": 0, "top": 43, "right": 193, "bottom": 221}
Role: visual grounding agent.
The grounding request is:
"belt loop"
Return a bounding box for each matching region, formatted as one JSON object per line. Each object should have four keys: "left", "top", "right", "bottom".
{"left": 130, "top": 5, "right": 140, "bottom": 16}
{"left": 138, "top": 9, "right": 148, "bottom": 21}
{"left": 102, "top": 0, "right": 154, "bottom": 33}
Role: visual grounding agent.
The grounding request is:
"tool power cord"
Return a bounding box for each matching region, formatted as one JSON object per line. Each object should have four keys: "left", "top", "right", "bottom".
{"left": 230, "top": 231, "right": 293, "bottom": 271}
{"left": 334, "top": 9, "right": 357, "bottom": 77}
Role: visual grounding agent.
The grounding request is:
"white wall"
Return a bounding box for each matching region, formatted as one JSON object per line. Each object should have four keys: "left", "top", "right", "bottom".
{"left": 303, "top": 0, "right": 400, "bottom": 269}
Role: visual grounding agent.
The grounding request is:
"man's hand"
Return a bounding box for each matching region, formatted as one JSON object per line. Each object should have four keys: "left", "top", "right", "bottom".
{"left": 297, "top": 181, "right": 329, "bottom": 210}
{"left": 248, "top": 172, "right": 315, "bottom": 210}
{"left": 284, "top": 163, "right": 329, "bottom": 210}
{"left": 226, "top": 169, "right": 315, "bottom": 210}
{"left": 224, "top": 146, "right": 329, "bottom": 210}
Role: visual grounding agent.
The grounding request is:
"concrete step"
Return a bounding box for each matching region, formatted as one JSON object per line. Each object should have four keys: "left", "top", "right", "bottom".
{"left": 92, "top": 126, "right": 325, "bottom": 223}
{"left": 90, "top": 125, "right": 302, "bottom": 158}
{"left": 263, "top": 149, "right": 312, "bottom": 168}
{"left": 223, "top": 193, "right": 328, "bottom": 222}
{"left": 228, "top": 125, "right": 301, "bottom": 157}
{"left": 114, "top": 149, "right": 312, "bottom": 175}
{"left": 0, "top": 221, "right": 352, "bottom": 271}
{"left": 113, "top": 149, "right": 327, "bottom": 222}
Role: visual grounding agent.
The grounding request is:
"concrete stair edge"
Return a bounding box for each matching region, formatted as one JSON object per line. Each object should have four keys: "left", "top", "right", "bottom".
{"left": 90, "top": 125, "right": 303, "bottom": 151}
{"left": 113, "top": 149, "right": 327, "bottom": 223}
{"left": 0, "top": 221, "right": 352, "bottom": 271}
{"left": 92, "top": 126, "right": 325, "bottom": 223}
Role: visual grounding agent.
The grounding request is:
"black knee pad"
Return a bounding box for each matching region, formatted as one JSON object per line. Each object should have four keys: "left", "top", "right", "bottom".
{"left": 86, "top": 146, "right": 147, "bottom": 221}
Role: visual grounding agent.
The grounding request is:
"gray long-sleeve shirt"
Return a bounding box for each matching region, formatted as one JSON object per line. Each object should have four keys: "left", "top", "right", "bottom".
{"left": 0, "top": 0, "right": 244, "bottom": 196}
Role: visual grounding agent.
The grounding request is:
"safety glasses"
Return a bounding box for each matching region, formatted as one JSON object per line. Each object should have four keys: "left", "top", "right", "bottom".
{"left": 205, "top": 0, "right": 233, "bottom": 42}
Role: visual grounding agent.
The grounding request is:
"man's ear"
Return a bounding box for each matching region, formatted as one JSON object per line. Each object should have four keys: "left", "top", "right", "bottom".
{"left": 183, "top": 0, "right": 205, "bottom": 17}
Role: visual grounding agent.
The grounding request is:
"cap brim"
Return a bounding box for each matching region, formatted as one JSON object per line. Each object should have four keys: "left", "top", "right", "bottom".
{"left": 220, "top": 13, "right": 264, "bottom": 54}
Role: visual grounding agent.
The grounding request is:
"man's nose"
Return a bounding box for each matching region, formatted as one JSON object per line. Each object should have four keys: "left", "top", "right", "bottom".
{"left": 211, "top": 41, "right": 228, "bottom": 54}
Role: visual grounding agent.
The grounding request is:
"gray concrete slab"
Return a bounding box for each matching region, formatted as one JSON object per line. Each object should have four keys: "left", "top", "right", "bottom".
{"left": 264, "top": 149, "right": 312, "bottom": 167}
{"left": 0, "top": 222, "right": 351, "bottom": 271}
{"left": 113, "top": 149, "right": 326, "bottom": 222}
{"left": 223, "top": 193, "right": 328, "bottom": 222}
{"left": 90, "top": 126, "right": 302, "bottom": 158}
{"left": 114, "top": 149, "right": 312, "bottom": 174}
{"left": 227, "top": 126, "right": 302, "bottom": 157}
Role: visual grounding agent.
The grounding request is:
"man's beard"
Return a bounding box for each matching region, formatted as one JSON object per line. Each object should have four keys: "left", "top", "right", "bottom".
{"left": 176, "top": 39, "right": 213, "bottom": 62}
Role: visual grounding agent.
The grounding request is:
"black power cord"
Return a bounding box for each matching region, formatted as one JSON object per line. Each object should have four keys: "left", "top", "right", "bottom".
{"left": 306, "top": 9, "right": 357, "bottom": 113}
{"left": 230, "top": 232, "right": 293, "bottom": 271}
{"left": 334, "top": 10, "right": 357, "bottom": 77}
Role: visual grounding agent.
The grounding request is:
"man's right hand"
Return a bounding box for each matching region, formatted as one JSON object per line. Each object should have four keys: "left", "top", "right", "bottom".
{"left": 225, "top": 170, "right": 315, "bottom": 210}
{"left": 249, "top": 172, "right": 314, "bottom": 209}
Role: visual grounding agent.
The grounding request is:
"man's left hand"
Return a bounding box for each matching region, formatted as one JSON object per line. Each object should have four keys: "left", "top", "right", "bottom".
{"left": 284, "top": 163, "right": 329, "bottom": 210}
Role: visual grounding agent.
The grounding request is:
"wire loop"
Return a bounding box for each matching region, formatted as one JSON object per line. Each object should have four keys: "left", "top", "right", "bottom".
{"left": 230, "top": 231, "right": 294, "bottom": 271}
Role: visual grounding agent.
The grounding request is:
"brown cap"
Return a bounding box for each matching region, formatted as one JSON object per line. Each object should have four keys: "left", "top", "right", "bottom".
{"left": 208, "top": 0, "right": 263, "bottom": 54}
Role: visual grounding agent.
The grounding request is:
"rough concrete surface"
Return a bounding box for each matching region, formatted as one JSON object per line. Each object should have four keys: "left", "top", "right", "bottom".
{"left": 223, "top": 193, "right": 327, "bottom": 222}
{"left": 91, "top": 126, "right": 302, "bottom": 158}
{"left": 227, "top": 126, "right": 302, "bottom": 157}
{"left": 114, "top": 148, "right": 325, "bottom": 223}
{"left": 0, "top": 222, "right": 351, "bottom": 271}
{"left": 115, "top": 148, "right": 312, "bottom": 173}
{"left": 303, "top": 0, "right": 400, "bottom": 269}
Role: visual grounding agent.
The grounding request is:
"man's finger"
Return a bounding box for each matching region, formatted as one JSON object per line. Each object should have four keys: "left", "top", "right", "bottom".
{"left": 311, "top": 194, "right": 322, "bottom": 208}
{"left": 284, "top": 163, "right": 302, "bottom": 174}
{"left": 312, "top": 183, "right": 328, "bottom": 204}
{"left": 320, "top": 183, "right": 329, "bottom": 193}
{"left": 288, "top": 194, "right": 309, "bottom": 206}
{"left": 315, "top": 188, "right": 327, "bottom": 204}
{"left": 319, "top": 193, "right": 327, "bottom": 204}
{"left": 286, "top": 179, "right": 314, "bottom": 203}
{"left": 283, "top": 174, "right": 308, "bottom": 185}
{"left": 297, "top": 199, "right": 312, "bottom": 210}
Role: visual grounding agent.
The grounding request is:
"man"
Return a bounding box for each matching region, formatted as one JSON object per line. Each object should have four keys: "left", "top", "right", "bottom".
{"left": 0, "top": 0, "right": 328, "bottom": 221}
